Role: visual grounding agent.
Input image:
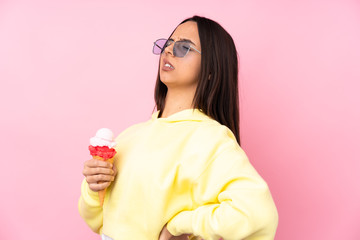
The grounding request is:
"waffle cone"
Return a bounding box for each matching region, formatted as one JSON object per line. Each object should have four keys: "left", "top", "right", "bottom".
{"left": 93, "top": 155, "right": 114, "bottom": 206}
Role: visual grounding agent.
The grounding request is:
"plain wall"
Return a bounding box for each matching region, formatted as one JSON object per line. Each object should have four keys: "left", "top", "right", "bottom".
{"left": 0, "top": 0, "right": 359, "bottom": 239}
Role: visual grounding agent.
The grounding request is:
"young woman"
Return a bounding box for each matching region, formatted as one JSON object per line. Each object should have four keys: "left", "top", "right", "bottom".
{"left": 79, "top": 15, "right": 278, "bottom": 240}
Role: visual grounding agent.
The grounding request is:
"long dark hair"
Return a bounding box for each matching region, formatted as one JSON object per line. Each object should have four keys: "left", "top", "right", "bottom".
{"left": 154, "top": 15, "right": 241, "bottom": 146}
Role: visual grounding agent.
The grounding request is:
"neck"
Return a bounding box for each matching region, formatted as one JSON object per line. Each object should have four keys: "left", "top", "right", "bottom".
{"left": 160, "top": 86, "right": 197, "bottom": 118}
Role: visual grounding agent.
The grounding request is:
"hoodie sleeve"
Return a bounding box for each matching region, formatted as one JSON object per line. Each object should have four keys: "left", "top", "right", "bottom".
{"left": 166, "top": 141, "right": 279, "bottom": 240}
{"left": 78, "top": 178, "right": 103, "bottom": 234}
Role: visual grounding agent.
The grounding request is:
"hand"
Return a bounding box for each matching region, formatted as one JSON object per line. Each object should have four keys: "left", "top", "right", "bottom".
{"left": 82, "top": 158, "right": 117, "bottom": 192}
{"left": 159, "top": 224, "right": 191, "bottom": 240}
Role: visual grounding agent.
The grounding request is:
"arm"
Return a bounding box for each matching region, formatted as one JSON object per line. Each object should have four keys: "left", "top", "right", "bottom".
{"left": 167, "top": 142, "right": 278, "bottom": 240}
{"left": 78, "top": 178, "right": 103, "bottom": 234}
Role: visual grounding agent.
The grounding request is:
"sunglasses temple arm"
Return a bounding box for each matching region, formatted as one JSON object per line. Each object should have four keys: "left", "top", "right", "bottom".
{"left": 190, "top": 46, "right": 202, "bottom": 54}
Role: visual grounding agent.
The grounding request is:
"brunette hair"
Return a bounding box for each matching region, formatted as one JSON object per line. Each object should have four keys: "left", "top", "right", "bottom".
{"left": 154, "top": 15, "right": 241, "bottom": 146}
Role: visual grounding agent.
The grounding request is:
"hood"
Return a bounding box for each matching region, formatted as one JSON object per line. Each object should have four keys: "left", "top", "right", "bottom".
{"left": 151, "top": 108, "right": 212, "bottom": 123}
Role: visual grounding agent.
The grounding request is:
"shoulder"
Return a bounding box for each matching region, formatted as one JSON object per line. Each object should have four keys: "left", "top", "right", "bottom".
{"left": 192, "top": 118, "right": 238, "bottom": 146}
{"left": 183, "top": 118, "right": 246, "bottom": 168}
{"left": 193, "top": 118, "right": 248, "bottom": 165}
{"left": 207, "top": 121, "right": 236, "bottom": 141}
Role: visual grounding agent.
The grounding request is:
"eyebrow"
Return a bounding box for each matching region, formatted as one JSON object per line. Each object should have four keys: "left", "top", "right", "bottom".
{"left": 169, "top": 37, "right": 196, "bottom": 46}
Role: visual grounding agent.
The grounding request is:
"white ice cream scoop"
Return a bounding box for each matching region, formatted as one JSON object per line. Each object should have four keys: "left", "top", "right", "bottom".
{"left": 90, "top": 128, "right": 117, "bottom": 148}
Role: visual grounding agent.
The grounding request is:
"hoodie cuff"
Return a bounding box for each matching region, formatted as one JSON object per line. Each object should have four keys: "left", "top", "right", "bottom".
{"left": 167, "top": 210, "right": 194, "bottom": 236}
{"left": 81, "top": 178, "right": 100, "bottom": 205}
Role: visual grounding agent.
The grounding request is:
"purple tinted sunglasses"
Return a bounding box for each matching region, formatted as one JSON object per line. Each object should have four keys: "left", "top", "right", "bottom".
{"left": 153, "top": 38, "right": 201, "bottom": 58}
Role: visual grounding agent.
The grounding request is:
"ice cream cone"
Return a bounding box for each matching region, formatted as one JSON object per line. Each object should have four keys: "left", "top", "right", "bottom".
{"left": 89, "top": 128, "right": 117, "bottom": 206}
{"left": 93, "top": 155, "right": 115, "bottom": 206}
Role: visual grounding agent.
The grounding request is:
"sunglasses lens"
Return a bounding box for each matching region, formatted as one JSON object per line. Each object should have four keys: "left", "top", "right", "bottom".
{"left": 174, "top": 42, "right": 190, "bottom": 58}
{"left": 153, "top": 39, "right": 192, "bottom": 57}
{"left": 153, "top": 39, "right": 167, "bottom": 55}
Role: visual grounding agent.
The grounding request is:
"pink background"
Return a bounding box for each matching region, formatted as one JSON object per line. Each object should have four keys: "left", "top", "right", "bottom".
{"left": 1, "top": 0, "right": 359, "bottom": 239}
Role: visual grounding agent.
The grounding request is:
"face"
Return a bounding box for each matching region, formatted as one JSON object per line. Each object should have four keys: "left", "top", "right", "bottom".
{"left": 159, "top": 21, "right": 202, "bottom": 89}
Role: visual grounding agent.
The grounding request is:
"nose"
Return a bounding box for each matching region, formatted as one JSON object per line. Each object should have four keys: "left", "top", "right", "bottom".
{"left": 163, "top": 41, "right": 174, "bottom": 56}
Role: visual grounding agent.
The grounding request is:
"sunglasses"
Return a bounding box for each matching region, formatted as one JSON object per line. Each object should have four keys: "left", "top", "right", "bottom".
{"left": 153, "top": 38, "right": 201, "bottom": 58}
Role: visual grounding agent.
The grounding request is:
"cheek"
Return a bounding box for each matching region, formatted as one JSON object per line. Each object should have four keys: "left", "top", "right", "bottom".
{"left": 181, "top": 57, "right": 201, "bottom": 80}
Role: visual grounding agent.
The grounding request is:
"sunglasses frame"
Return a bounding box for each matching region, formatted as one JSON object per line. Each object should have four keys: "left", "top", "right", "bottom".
{"left": 153, "top": 38, "right": 201, "bottom": 58}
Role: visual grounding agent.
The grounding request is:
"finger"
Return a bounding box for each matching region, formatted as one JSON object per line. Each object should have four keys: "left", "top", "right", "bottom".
{"left": 88, "top": 174, "right": 115, "bottom": 183}
{"left": 85, "top": 159, "right": 113, "bottom": 168}
{"left": 88, "top": 181, "right": 111, "bottom": 192}
{"left": 83, "top": 166, "right": 115, "bottom": 177}
{"left": 86, "top": 174, "right": 115, "bottom": 184}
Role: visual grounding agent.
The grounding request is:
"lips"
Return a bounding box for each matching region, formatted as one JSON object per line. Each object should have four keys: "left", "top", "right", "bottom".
{"left": 162, "top": 58, "right": 175, "bottom": 71}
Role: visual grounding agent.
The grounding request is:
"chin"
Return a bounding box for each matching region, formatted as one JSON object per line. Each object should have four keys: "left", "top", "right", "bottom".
{"left": 160, "top": 74, "right": 175, "bottom": 84}
{"left": 160, "top": 78, "right": 174, "bottom": 87}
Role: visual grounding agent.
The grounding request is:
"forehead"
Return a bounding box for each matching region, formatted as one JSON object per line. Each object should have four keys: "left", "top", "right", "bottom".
{"left": 170, "top": 21, "right": 200, "bottom": 46}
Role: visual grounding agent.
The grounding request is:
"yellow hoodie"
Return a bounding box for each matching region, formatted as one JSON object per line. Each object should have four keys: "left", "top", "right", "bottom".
{"left": 78, "top": 108, "right": 278, "bottom": 240}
